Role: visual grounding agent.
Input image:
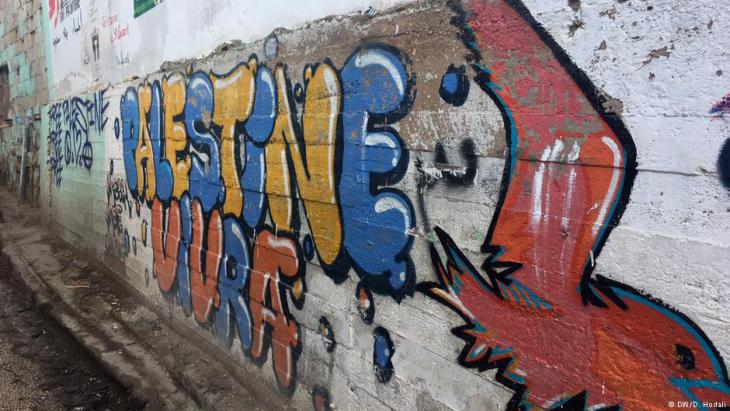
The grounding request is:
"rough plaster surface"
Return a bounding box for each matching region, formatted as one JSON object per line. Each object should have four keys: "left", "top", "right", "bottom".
{"left": 24, "top": 0, "right": 730, "bottom": 409}
{"left": 45, "top": 0, "right": 416, "bottom": 100}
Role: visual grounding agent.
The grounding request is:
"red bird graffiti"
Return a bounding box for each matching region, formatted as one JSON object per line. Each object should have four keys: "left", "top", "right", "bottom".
{"left": 420, "top": 1, "right": 730, "bottom": 410}
{"left": 423, "top": 227, "right": 730, "bottom": 410}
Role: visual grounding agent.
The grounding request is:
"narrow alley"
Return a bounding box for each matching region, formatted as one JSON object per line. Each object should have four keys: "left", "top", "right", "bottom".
{"left": 0, "top": 241, "right": 143, "bottom": 410}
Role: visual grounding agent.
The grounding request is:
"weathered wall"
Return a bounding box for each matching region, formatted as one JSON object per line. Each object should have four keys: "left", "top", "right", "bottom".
{"left": 45, "top": 0, "right": 414, "bottom": 100}
{"left": 38, "top": 0, "right": 730, "bottom": 410}
{"left": 0, "top": 0, "right": 48, "bottom": 203}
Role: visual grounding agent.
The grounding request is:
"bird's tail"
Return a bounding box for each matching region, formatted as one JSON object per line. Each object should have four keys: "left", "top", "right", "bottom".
{"left": 418, "top": 226, "right": 530, "bottom": 385}
{"left": 419, "top": 228, "right": 492, "bottom": 320}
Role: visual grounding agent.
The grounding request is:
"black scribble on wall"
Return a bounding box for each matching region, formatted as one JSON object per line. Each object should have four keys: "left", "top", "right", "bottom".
{"left": 47, "top": 89, "right": 109, "bottom": 185}
{"left": 92, "top": 28, "right": 100, "bottom": 61}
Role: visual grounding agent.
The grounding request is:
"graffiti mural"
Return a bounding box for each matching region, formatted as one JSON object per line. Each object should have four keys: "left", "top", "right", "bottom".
{"left": 59, "top": 0, "right": 730, "bottom": 407}
{"left": 419, "top": 1, "right": 730, "bottom": 410}
{"left": 119, "top": 46, "right": 414, "bottom": 394}
{"left": 710, "top": 93, "right": 730, "bottom": 118}
{"left": 47, "top": 89, "right": 108, "bottom": 186}
{"left": 373, "top": 327, "right": 395, "bottom": 384}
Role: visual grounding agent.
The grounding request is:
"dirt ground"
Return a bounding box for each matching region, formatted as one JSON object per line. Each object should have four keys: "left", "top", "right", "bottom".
{"left": 0, "top": 250, "right": 145, "bottom": 411}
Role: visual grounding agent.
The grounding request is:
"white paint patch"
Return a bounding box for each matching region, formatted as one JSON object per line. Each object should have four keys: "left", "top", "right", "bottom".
{"left": 354, "top": 50, "right": 404, "bottom": 96}
{"left": 531, "top": 147, "right": 552, "bottom": 230}
{"left": 544, "top": 140, "right": 565, "bottom": 225}
{"left": 214, "top": 67, "right": 244, "bottom": 89}
{"left": 375, "top": 195, "right": 410, "bottom": 233}
{"left": 365, "top": 132, "right": 399, "bottom": 166}
{"left": 592, "top": 137, "right": 621, "bottom": 237}
{"left": 324, "top": 68, "right": 339, "bottom": 197}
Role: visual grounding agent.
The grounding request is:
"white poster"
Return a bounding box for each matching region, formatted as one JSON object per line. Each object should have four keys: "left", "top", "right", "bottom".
{"left": 48, "top": 0, "right": 87, "bottom": 86}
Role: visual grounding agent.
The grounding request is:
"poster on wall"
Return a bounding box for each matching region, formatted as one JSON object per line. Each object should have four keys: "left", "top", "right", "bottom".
{"left": 47, "top": 0, "right": 86, "bottom": 85}
{"left": 133, "top": 0, "right": 164, "bottom": 17}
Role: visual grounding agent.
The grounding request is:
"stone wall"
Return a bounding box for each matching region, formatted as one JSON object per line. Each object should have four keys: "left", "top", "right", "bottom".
{"left": 0, "top": 0, "right": 48, "bottom": 204}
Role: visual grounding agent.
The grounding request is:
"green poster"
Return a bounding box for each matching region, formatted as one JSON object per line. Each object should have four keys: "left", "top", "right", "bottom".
{"left": 134, "top": 0, "right": 163, "bottom": 18}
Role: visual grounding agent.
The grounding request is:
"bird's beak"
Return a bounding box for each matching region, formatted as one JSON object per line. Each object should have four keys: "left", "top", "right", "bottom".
{"left": 672, "top": 378, "right": 730, "bottom": 410}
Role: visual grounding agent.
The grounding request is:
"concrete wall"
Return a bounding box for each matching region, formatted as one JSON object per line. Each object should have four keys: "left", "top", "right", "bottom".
{"left": 0, "top": 0, "right": 48, "bottom": 203}
{"left": 37, "top": 0, "right": 730, "bottom": 410}
{"left": 45, "top": 0, "right": 414, "bottom": 99}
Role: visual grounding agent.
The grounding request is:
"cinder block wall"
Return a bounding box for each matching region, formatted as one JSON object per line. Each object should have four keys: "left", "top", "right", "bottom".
{"left": 0, "top": 0, "right": 48, "bottom": 203}
{"left": 38, "top": 0, "right": 730, "bottom": 409}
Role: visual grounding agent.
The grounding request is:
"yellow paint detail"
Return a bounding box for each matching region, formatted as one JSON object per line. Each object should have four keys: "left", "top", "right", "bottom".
{"left": 292, "top": 279, "right": 303, "bottom": 301}
{"left": 265, "top": 138, "right": 292, "bottom": 231}
{"left": 212, "top": 58, "right": 257, "bottom": 217}
{"left": 267, "top": 65, "right": 342, "bottom": 265}
{"left": 135, "top": 84, "right": 156, "bottom": 202}
{"left": 162, "top": 74, "right": 191, "bottom": 199}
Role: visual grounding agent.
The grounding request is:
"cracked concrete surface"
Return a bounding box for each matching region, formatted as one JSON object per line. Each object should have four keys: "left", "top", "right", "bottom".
{"left": 0, "top": 239, "right": 143, "bottom": 410}
{"left": 0, "top": 188, "right": 276, "bottom": 410}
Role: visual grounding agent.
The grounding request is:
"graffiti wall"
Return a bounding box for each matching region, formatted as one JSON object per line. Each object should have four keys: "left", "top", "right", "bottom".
{"left": 42, "top": 87, "right": 108, "bottom": 250}
{"left": 40, "top": 0, "right": 730, "bottom": 410}
{"left": 46, "top": 89, "right": 107, "bottom": 185}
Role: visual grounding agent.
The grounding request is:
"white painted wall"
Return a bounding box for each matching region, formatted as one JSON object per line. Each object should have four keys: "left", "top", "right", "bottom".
{"left": 47, "top": 0, "right": 413, "bottom": 99}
